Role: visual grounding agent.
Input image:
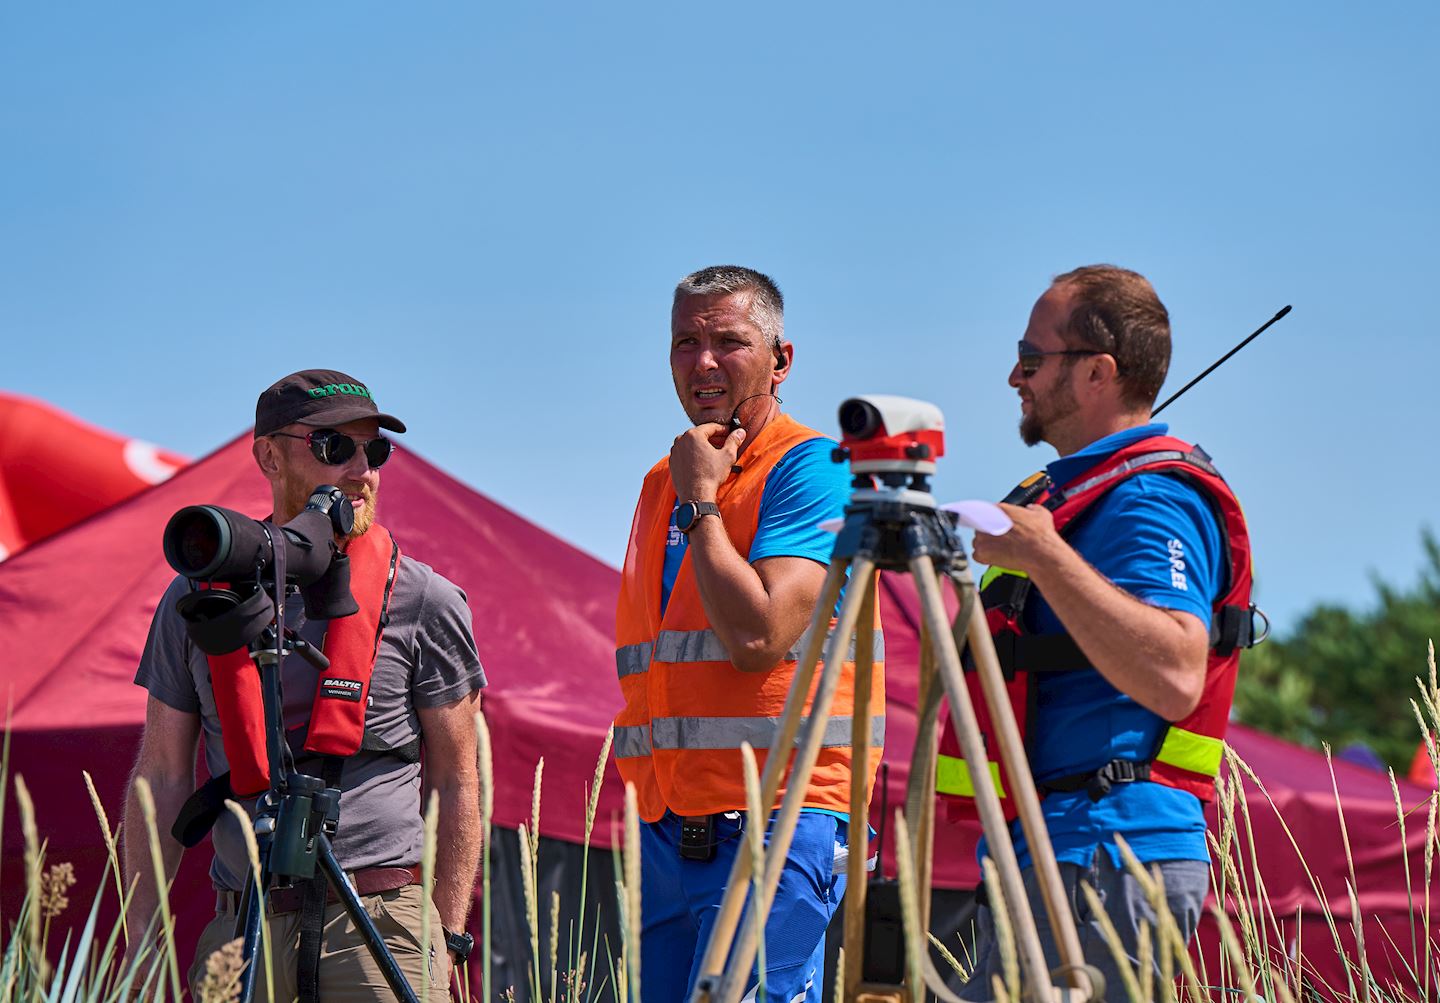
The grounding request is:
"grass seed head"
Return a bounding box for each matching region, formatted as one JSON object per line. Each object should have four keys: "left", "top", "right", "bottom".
{"left": 39, "top": 860, "right": 76, "bottom": 919}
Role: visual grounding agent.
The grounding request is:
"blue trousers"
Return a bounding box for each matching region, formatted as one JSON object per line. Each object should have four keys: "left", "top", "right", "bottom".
{"left": 640, "top": 811, "right": 847, "bottom": 1003}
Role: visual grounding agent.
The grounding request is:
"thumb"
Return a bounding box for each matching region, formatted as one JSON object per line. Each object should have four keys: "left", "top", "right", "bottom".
{"left": 725, "top": 426, "right": 747, "bottom": 456}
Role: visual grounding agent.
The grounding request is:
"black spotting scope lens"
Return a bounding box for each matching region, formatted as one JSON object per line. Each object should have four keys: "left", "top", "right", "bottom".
{"left": 839, "top": 398, "right": 884, "bottom": 440}
{"left": 163, "top": 505, "right": 246, "bottom": 580}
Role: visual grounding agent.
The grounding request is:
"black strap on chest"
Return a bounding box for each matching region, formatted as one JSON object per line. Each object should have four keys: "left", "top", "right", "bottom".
{"left": 169, "top": 732, "right": 421, "bottom": 849}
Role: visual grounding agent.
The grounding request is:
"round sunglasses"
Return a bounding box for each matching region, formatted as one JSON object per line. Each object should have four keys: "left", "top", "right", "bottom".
{"left": 271, "top": 429, "right": 394, "bottom": 468}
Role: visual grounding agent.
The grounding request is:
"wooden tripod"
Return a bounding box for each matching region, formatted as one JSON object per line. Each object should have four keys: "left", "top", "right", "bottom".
{"left": 686, "top": 491, "right": 1100, "bottom": 1003}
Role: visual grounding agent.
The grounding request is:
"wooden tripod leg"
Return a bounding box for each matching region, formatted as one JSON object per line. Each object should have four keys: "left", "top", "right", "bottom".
{"left": 957, "top": 565, "right": 1094, "bottom": 1000}
{"left": 898, "top": 604, "right": 944, "bottom": 949}
{"left": 843, "top": 573, "right": 879, "bottom": 997}
{"left": 710, "top": 557, "right": 879, "bottom": 1003}
{"left": 908, "top": 555, "right": 1057, "bottom": 1003}
{"left": 688, "top": 558, "right": 853, "bottom": 1003}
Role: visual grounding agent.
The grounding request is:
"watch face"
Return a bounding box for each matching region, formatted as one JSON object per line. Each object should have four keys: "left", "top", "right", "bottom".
{"left": 676, "top": 502, "right": 698, "bottom": 533}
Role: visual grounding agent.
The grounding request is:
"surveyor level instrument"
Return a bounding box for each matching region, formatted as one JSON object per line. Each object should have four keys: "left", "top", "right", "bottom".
{"left": 687, "top": 396, "right": 1102, "bottom": 1003}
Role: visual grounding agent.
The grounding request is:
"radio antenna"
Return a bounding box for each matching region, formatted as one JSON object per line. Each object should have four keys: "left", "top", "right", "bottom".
{"left": 1153, "top": 305, "right": 1292, "bottom": 416}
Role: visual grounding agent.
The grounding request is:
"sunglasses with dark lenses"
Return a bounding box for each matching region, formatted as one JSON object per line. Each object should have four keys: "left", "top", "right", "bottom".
{"left": 273, "top": 429, "right": 394, "bottom": 468}
{"left": 1016, "top": 340, "right": 1104, "bottom": 377}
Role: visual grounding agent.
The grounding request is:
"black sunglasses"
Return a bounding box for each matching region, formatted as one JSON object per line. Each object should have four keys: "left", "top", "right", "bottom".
{"left": 272, "top": 429, "right": 394, "bottom": 468}
{"left": 1017, "top": 340, "right": 1105, "bottom": 378}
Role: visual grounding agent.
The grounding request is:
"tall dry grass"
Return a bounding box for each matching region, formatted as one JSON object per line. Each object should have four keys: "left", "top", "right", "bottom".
{"left": 10, "top": 645, "right": 1440, "bottom": 1002}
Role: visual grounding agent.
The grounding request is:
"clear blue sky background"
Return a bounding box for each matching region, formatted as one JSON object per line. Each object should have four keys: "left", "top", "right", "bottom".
{"left": 3, "top": 3, "right": 1435, "bottom": 634}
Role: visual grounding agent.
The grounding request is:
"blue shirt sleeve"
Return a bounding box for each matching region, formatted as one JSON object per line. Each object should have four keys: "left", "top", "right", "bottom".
{"left": 748, "top": 437, "right": 851, "bottom": 566}
{"left": 1066, "top": 474, "right": 1225, "bottom": 628}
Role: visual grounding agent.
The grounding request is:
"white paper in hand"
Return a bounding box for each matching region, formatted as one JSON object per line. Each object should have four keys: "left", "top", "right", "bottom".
{"left": 941, "top": 500, "right": 1013, "bottom": 535}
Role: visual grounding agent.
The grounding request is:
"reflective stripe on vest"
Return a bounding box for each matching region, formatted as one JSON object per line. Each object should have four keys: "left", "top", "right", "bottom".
{"left": 1060, "top": 449, "right": 1218, "bottom": 500}
{"left": 615, "top": 626, "right": 886, "bottom": 680}
{"left": 1154, "top": 726, "right": 1224, "bottom": 777}
{"left": 935, "top": 754, "right": 1005, "bottom": 799}
{"left": 613, "top": 714, "right": 885, "bottom": 759}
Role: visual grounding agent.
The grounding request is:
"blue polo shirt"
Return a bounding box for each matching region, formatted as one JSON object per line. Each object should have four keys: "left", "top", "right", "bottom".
{"left": 999, "top": 423, "right": 1226, "bottom": 869}
{"left": 660, "top": 435, "right": 849, "bottom": 614}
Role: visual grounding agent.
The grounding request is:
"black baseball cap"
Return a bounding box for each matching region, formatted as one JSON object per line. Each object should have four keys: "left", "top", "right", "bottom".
{"left": 254, "top": 369, "right": 407, "bottom": 439}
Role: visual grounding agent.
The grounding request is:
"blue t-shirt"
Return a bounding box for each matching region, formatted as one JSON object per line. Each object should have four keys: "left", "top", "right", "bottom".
{"left": 660, "top": 435, "right": 851, "bottom": 614}
{"left": 660, "top": 434, "right": 854, "bottom": 822}
{"left": 996, "top": 423, "right": 1226, "bottom": 870}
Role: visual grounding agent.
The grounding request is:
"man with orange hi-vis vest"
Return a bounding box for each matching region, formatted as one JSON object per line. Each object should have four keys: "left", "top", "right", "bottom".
{"left": 614, "top": 266, "right": 884, "bottom": 1003}
{"left": 947, "top": 267, "right": 1256, "bottom": 999}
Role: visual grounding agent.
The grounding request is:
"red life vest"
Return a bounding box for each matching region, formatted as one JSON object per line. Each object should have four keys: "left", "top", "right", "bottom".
{"left": 936, "top": 435, "right": 1256, "bottom": 822}
{"left": 206, "top": 524, "right": 400, "bottom": 798}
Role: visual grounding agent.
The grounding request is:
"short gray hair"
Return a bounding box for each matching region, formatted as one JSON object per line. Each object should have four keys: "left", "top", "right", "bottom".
{"left": 673, "top": 265, "right": 785, "bottom": 349}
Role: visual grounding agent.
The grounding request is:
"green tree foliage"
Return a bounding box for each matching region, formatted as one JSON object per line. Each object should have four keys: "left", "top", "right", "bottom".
{"left": 1234, "top": 529, "right": 1440, "bottom": 771}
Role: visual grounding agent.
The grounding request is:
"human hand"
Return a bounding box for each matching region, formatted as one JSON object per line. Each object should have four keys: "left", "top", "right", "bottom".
{"left": 669, "top": 424, "right": 745, "bottom": 501}
{"left": 970, "top": 503, "right": 1066, "bottom": 576}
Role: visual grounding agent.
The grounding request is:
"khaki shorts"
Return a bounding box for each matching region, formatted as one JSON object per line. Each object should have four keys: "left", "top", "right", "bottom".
{"left": 188, "top": 884, "right": 452, "bottom": 1002}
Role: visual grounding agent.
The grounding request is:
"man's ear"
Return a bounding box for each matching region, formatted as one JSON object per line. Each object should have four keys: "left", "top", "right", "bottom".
{"left": 771, "top": 341, "right": 794, "bottom": 388}
{"left": 252, "top": 437, "right": 284, "bottom": 481}
{"left": 1085, "top": 352, "right": 1121, "bottom": 395}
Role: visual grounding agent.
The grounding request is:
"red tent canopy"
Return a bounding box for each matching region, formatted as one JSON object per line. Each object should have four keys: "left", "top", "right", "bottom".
{"left": 0, "top": 392, "right": 187, "bottom": 560}
{"left": 1, "top": 423, "right": 1434, "bottom": 996}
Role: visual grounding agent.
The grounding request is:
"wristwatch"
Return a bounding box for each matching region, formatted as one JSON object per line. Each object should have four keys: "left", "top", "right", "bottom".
{"left": 443, "top": 927, "right": 475, "bottom": 961}
{"left": 675, "top": 500, "right": 721, "bottom": 534}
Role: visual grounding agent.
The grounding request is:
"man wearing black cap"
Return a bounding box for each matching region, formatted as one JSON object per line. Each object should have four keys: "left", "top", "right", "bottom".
{"left": 122, "top": 370, "right": 486, "bottom": 1001}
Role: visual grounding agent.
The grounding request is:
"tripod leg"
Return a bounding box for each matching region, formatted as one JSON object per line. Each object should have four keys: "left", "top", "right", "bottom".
{"left": 907, "top": 598, "right": 941, "bottom": 935}
{"left": 955, "top": 563, "right": 1094, "bottom": 1000}
{"left": 235, "top": 869, "right": 265, "bottom": 1003}
{"left": 691, "top": 557, "right": 853, "bottom": 999}
{"left": 705, "top": 557, "right": 879, "bottom": 1003}
{"left": 842, "top": 573, "right": 879, "bottom": 997}
{"left": 315, "top": 836, "right": 422, "bottom": 1003}
{"left": 908, "top": 555, "right": 1057, "bottom": 1003}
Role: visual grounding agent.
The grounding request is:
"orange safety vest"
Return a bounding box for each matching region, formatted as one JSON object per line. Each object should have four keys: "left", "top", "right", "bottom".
{"left": 937, "top": 436, "right": 1255, "bottom": 820}
{"left": 205, "top": 524, "right": 400, "bottom": 798}
{"left": 614, "top": 414, "right": 886, "bottom": 823}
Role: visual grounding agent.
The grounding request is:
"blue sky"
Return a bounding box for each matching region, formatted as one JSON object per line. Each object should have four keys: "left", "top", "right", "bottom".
{"left": 3, "top": 3, "right": 1435, "bottom": 633}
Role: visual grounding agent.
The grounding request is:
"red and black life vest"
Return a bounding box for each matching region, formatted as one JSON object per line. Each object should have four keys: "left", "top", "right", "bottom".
{"left": 207, "top": 524, "right": 401, "bottom": 798}
{"left": 936, "top": 434, "right": 1257, "bottom": 822}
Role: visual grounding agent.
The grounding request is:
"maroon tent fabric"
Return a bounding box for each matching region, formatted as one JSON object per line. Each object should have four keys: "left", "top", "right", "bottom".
{"left": 1, "top": 425, "right": 1435, "bottom": 997}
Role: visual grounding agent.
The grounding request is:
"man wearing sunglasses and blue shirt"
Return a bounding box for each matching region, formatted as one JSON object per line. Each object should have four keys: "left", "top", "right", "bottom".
{"left": 947, "top": 267, "right": 1255, "bottom": 998}
{"left": 123, "top": 369, "right": 485, "bottom": 1001}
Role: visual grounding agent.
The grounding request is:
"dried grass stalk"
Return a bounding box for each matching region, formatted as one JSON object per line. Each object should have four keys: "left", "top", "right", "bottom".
{"left": 741, "top": 743, "right": 768, "bottom": 999}
{"left": 135, "top": 776, "right": 183, "bottom": 1002}
{"left": 195, "top": 937, "right": 247, "bottom": 1003}
{"left": 83, "top": 768, "right": 128, "bottom": 940}
{"left": 980, "top": 857, "right": 1019, "bottom": 1003}
{"left": 1079, "top": 879, "right": 1142, "bottom": 1003}
{"left": 422, "top": 788, "right": 440, "bottom": 999}
{"left": 15, "top": 775, "right": 43, "bottom": 968}
{"left": 624, "top": 782, "right": 642, "bottom": 1003}
{"left": 224, "top": 798, "right": 274, "bottom": 1002}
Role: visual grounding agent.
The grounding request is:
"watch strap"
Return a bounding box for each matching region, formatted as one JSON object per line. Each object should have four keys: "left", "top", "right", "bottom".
{"left": 442, "top": 926, "right": 475, "bottom": 960}
{"left": 679, "top": 501, "right": 721, "bottom": 533}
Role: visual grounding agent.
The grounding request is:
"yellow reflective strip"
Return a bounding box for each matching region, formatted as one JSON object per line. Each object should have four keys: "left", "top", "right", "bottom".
{"left": 935, "top": 754, "right": 1006, "bottom": 798}
{"left": 978, "top": 566, "right": 1028, "bottom": 590}
{"left": 1155, "top": 727, "right": 1224, "bottom": 777}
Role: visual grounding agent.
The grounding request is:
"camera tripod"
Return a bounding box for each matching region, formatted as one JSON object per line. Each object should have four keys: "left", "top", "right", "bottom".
{"left": 224, "top": 529, "right": 422, "bottom": 1003}
{"left": 686, "top": 476, "right": 1101, "bottom": 1003}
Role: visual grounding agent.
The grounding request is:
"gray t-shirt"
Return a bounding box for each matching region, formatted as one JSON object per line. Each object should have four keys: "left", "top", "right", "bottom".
{"left": 135, "top": 554, "right": 486, "bottom": 891}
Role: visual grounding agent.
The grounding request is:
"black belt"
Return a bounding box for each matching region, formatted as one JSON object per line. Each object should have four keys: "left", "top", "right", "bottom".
{"left": 214, "top": 865, "right": 421, "bottom": 915}
{"left": 1037, "top": 759, "right": 1151, "bottom": 802}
